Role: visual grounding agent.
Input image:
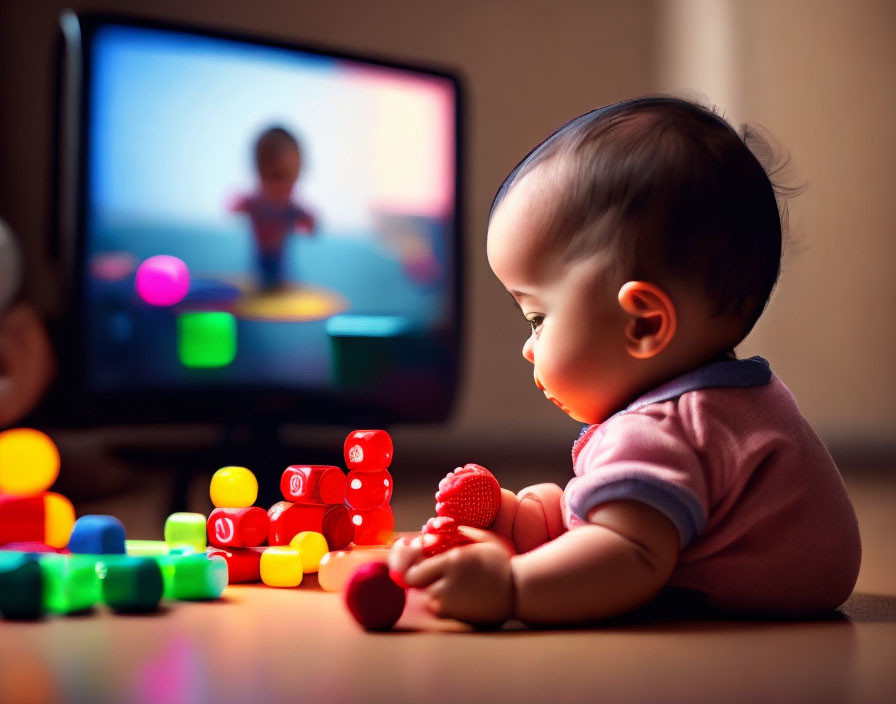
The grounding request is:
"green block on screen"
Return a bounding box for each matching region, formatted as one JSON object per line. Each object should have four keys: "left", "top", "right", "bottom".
{"left": 38, "top": 555, "right": 101, "bottom": 614}
{"left": 97, "top": 556, "right": 163, "bottom": 613}
{"left": 0, "top": 552, "right": 44, "bottom": 620}
{"left": 164, "top": 512, "right": 207, "bottom": 552}
{"left": 177, "top": 312, "right": 236, "bottom": 368}
{"left": 157, "top": 553, "right": 228, "bottom": 601}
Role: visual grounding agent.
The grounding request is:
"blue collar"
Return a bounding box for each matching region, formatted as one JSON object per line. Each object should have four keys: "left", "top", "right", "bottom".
{"left": 626, "top": 355, "right": 772, "bottom": 412}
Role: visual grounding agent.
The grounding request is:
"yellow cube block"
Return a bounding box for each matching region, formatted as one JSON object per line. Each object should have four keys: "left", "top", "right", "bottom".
{"left": 289, "top": 531, "right": 329, "bottom": 573}
{"left": 260, "top": 547, "right": 303, "bottom": 588}
{"left": 209, "top": 466, "right": 258, "bottom": 509}
{"left": 44, "top": 492, "right": 76, "bottom": 549}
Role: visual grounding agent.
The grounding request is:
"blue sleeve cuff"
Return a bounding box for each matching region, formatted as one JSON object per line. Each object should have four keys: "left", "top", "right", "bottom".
{"left": 567, "top": 476, "right": 706, "bottom": 548}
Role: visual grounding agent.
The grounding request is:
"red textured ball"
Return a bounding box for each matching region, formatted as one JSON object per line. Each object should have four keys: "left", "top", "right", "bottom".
{"left": 435, "top": 463, "right": 501, "bottom": 528}
{"left": 344, "top": 561, "right": 406, "bottom": 631}
{"left": 421, "top": 516, "right": 475, "bottom": 557}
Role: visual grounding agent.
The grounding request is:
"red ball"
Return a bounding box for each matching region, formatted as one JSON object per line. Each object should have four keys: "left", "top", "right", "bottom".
{"left": 344, "top": 561, "right": 406, "bottom": 630}
{"left": 344, "top": 430, "right": 393, "bottom": 472}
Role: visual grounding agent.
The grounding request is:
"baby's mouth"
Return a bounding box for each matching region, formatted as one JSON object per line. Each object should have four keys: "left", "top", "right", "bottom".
{"left": 546, "top": 394, "right": 565, "bottom": 409}
{"left": 535, "top": 375, "right": 566, "bottom": 410}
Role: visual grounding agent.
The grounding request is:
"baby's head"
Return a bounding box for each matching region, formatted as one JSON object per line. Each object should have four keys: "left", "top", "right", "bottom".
{"left": 254, "top": 126, "right": 302, "bottom": 203}
{"left": 487, "top": 96, "right": 785, "bottom": 424}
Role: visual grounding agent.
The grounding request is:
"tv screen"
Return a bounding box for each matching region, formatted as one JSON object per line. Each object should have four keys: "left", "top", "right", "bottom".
{"left": 56, "top": 14, "right": 462, "bottom": 425}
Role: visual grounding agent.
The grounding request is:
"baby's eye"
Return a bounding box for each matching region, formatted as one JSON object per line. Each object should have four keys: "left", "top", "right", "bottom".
{"left": 527, "top": 315, "right": 545, "bottom": 333}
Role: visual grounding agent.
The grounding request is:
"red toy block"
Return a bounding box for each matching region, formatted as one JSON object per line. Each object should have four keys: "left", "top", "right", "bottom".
{"left": 207, "top": 507, "right": 269, "bottom": 548}
{"left": 268, "top": 501, "right": 353, "bottom": 550}
{"left": 0, "top": 493, "right": 45, "bottom": 545}
{"left": 207, "top": 546, "right": 262, "bottom": 583}
{"left": 343, "top": 430, "right": 393, "bottom": 472}
{"left": 350, "top": 506, "right": 394, "bottom": 546}
{"left": 321, "top": 505, "right": 353, "bottom": 551}
{"left": 281, "top": 465, "right": 346, "bottom": 505}
{"left": 268, "top": 501, "right": 322, "bottom": 546}
{"left": 345, "top": 470, "right": 393, "bottom": 510}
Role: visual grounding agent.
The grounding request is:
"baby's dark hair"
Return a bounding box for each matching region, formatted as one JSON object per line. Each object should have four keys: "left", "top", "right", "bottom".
{"left": 254, "top": 126, "right": 301, "bottom": 167}
{"left": 490, "top": 96, "right": 791, "bottom": 339}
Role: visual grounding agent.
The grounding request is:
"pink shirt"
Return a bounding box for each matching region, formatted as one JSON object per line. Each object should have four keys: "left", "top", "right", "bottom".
{"left": 562, "top": 356, "right": 861, "bottom": 615}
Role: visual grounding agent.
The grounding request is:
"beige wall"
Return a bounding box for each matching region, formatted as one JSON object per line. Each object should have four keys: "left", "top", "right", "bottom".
{"left": 1, "top": 0, "right": 893, "bottom": 454}
{"left": 657, "top": 0, "right": 896, "bottom": 451}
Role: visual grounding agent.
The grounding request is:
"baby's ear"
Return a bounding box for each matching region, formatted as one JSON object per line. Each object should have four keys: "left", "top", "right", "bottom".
{"left": 617, "top": 282, "right": 677, "bottom": 359}
{"left": 0, "top": 303, "right": 54, "bottom": 428}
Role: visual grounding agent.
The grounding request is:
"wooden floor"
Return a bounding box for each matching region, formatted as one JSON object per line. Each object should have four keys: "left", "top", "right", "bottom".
{"left": 1, "top": 471, "right": 894, "bottom": 704}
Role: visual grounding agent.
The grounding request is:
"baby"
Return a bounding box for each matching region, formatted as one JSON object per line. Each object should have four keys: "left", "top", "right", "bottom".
{"left": 230, "top": 126, "right": 316, "bottom": 291}
{"left": 389, "top": 96, "right": 861, "bottom": 626}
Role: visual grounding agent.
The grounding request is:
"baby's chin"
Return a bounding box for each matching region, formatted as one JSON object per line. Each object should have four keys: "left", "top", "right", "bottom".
{"left": 550, "top": 397, "right": 606, "bottom": 425}
{"left": 546, "top": 396, "right": 592, "bottom": 424}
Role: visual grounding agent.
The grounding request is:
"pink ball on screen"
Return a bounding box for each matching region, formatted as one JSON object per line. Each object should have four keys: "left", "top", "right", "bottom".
{"left": 136, "top": 255, "right": 190, "bottom": 306}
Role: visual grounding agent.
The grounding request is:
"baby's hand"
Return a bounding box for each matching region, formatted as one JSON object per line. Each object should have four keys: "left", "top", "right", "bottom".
{"left": 400, "top": 527, "right": 514, "bottom": 627}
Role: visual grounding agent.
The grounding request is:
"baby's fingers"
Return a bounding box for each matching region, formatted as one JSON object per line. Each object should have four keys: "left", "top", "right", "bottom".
{"left": 457, "top": 526, "right": 515, "bottom": 555}
{"left": 404, "top": 553, "right": 449, "bottom": 589}
{"left": 387, "top": 535, "right": 425, "bottom": 575}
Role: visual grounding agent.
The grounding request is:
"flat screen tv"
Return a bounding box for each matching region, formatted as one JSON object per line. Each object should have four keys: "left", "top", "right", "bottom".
{"left": 52, "top": 12, "right": 463, "bottom": 427}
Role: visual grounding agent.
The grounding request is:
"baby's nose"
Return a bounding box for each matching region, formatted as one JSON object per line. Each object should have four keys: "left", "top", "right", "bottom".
{"left": 522, "top": 337, "right": 535, "bottom": 364}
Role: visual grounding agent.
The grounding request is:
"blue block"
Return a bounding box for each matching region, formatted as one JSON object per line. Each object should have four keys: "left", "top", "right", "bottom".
{"left": 68, "top": 515, "right": 127, "bottom": 555}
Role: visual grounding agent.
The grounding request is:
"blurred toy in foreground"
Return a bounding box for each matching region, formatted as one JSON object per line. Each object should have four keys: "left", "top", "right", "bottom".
{"left": 0, "top": 429, "right": 75, "bottom": 550}
{"left": 344, "top": 561, "right": 406, "bottom": 631}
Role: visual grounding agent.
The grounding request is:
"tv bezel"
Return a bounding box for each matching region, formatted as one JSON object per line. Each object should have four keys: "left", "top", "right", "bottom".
{"left": 51, "top": 11, "right": 464, "bottom": 428}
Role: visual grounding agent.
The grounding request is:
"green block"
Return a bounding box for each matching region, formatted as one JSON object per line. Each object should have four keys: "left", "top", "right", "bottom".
{"left": 157, "top": 553, "right": 227, "bottom": 601}
{"left": 164, "top": 512, "right": 207, "bottom": 552}
{"left": 125, "top": 539, "right": 170, "bottom": 557}
{"left": 97, "top": 556, "right": 163, "bottom": 613}
{"left": 0, "top": 552, "right": 44, "bottom": 620}
{"left": 39, "top": 555, "right": 101, "bottom": 614}
{"left": 177, "top": 312, "right": 236, "bottom": 368}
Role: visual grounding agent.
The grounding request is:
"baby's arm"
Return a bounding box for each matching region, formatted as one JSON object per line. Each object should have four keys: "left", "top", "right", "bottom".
{"left": 393, "top": 499, "right": 679, "bottom": 626}
{"left": 490, "top": 483, "right": 566, "bottom": 554}
{"left": 512, "top": 500, "right": 679, "bottom": 624}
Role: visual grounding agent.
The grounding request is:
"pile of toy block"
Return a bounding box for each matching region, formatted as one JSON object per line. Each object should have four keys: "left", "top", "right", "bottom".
{"left": 193, "top": 429, "right": 398, "bottom": 589}
{"left": 0, "top": 428, "right": 228, "bottom": 620}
